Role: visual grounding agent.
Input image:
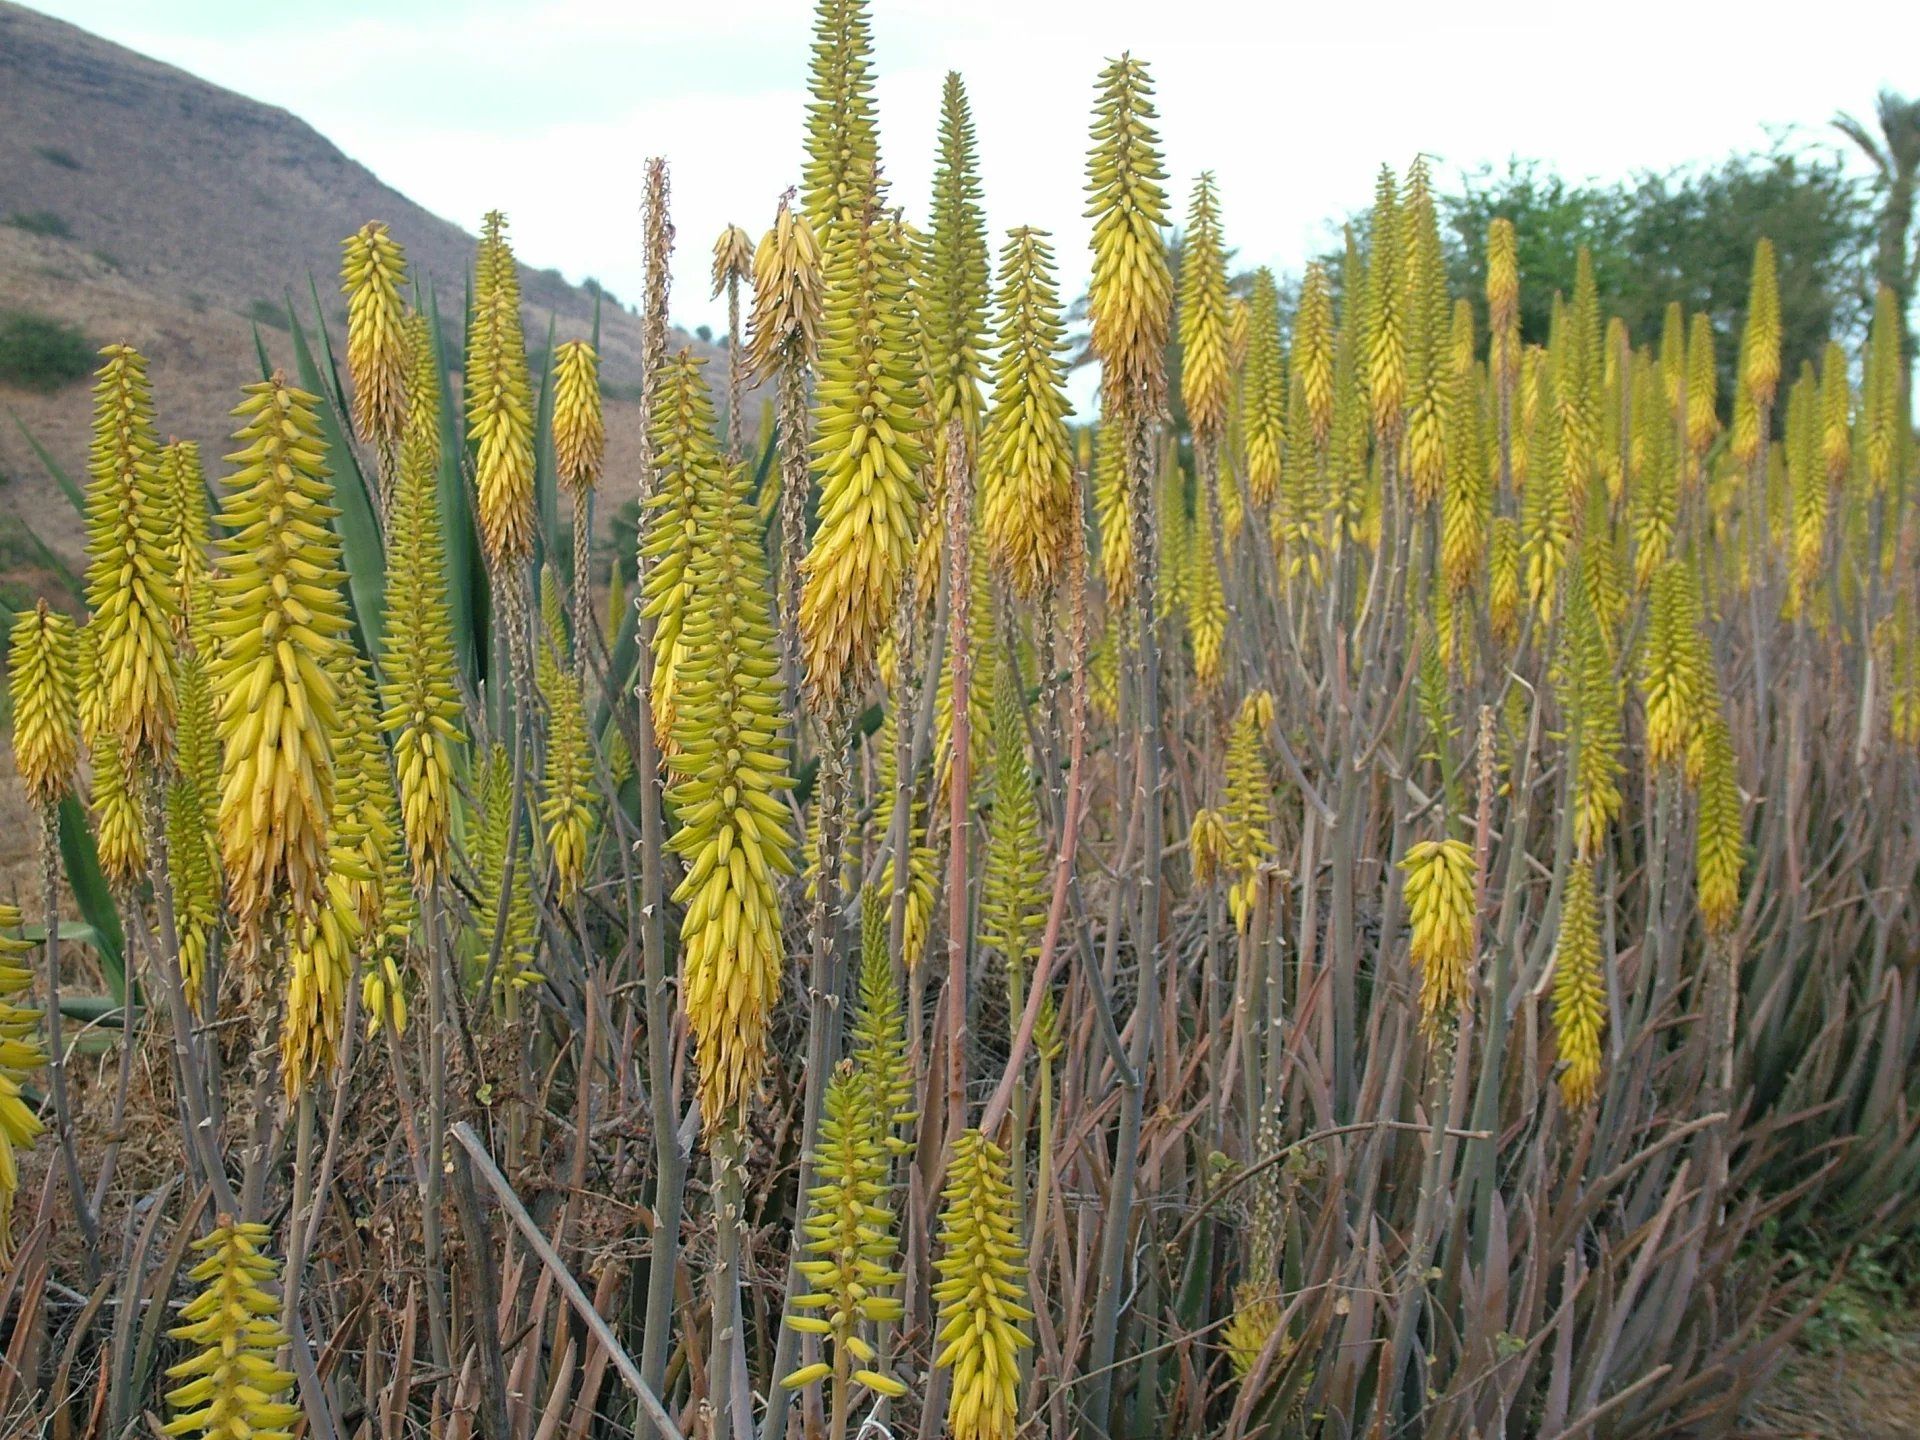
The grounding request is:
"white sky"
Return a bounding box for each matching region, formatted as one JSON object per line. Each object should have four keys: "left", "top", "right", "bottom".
{"left": 25, "top": 0, "right": 1920, "bottom": 378}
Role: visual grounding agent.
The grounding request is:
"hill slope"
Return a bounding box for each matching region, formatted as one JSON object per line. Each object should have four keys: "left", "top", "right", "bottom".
{"left": 0, "top": 0, "right": 682, "bottom": 583}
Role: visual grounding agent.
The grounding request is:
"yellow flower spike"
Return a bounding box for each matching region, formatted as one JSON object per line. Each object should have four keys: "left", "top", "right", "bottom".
{"left": 9, "top": 601, "right": 81, "bottom": 810}
{"left": 1401, "top": 158, "right": 1451, "bottom": 506}
{"left": 1632, "top": 356, "right": 1677, "bottom": 588}
{"left": 1786, "top": 362, "right": 1825, "bottom": 610}
{"left": 871, "top": 714, "right": 939, "bottom": 971}
{"left": 537, "top": 571, "right": 596, "bottom": 904}
{"left": 1685, "top": 313, "right": 1719, "bottom": 472}
{"left": 783, "top": 1066, "right": 907, "bottom": 1401}
{"left": 157, "top": 440, "right": 213, "bottom": 638}
{"left": 380, "top": 325, "right": 465, "bottom": 890}
{"left": 1188, "top": 806, "right": 1231, "bottom": 886}
{"left": 1695, "top": 715, "right": 1746, "bottom": 934}
{"left": 1094, "top": 423, "right": 1135, "bottom": 608}
{"left": 551, "top": 339, "right": 605, "bottom": 498}
{"left": 1523, "top": 360, "right": 1571, "bottom": 620}
{"left": 1558, "top": 249, "right": 1602, "bottom": 511}
{"left": 1741, "top": 237, "right": 1782, "bottom": 409}
{"left": 80, "top": 628, "right": 147, "bottom": 888}
{"left": 1361, "top": 167, "right": 1407, "bottom": 446}
{"left": 801, "top": 0, "right": 882, "bottom": 243}
{"left": 981, "top": 227, "right": 1077, "bottom": 601}
{"left": 1243, "top": 269, "right": 1287, "bottom": 509}
{"left": 1551, "top": 858, "right": 1606, "bottom": 1110}
{"left": 340, "top": 220, "right": 410, "bottom": 458}
{"left": 1563, "top": 566, "right": 1623, "bottom": 861}
{"left": 798, "top": 182, "right": 925, "bottom": 710}
{"left": 164, "top": 660, "right": 221, "bottom": 1014}
{"left": 923, "top": 72, "right": 990, "bottom": 444}
{"left": 1222, "top": 691, "right": 1276, "bottom": 933}
{"left": 467, "top": 210, "right": 536, "bottom": 570}
{"left": 1293, "top": 260, "right": 1336, "bottom": 452}
{"left": 642, "top": 352, "right": 726, "bottom": 756}
{"left": 665, "top": 442, "right": 795, "bottom": 1125}
{"left": 1399, "top": 836, "right": 1476, "bottom": 1036}
{"left": 852, "top": 890, "right": 917, "bottom": 1148}
{"left": 711, "top": 223, "right": 754, "bottom": 306}
{"left": 1487, "top": 217, "right": 1521, "bottom": 393}
{"left": 473, "top": 744, "right": 539, "bottom": 995}
{"left": 748, "top": 196, "right": 824, "bottom": 381}
{"left": 1085, "top": 53, "right": 1173, "bottom": 420}
{"left": 0, "top": 905, "right": 47, "bottom": 1263}
{"left": 1440, "top": 300, "right": 1488, "bottom": 598}
{"left": 163, "top": 1220, "right": 302, "bottom": 1440}
{"left": 1640, "top": 563, "right": 1706, "bottom": 772}
{"left": 210, "top": 374, "right": 351, "bottom": 951}
{"left": 933, "top": 1130, "right": 1033, "bottom": 1440}
{"left": 1488, "top": 515, "right": 1521, "bottom": 649}
{"left": 1187, "top": 488, "right": 1226, "bottom": 690}
{"left": 84, "top": 343, "right": 178, "bottom": 769}
{"left": 1862, "top": 286, "right": 1903, "bottom": 496}
{"left": 1179, "top": 172, "right": 1233, "bottom": 450}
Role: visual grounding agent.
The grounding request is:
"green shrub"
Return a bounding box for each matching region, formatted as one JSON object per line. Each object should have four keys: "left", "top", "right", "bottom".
{"left": 6, "top": 209, "right": 72, "bottom": 239}
{"left": 0, "top": 311, "right": 93, "bottom": 391}
{"left": 245, "top": 297, "right": 291, "bottom": 332}
{"left": 34, "top": 145, "right": 82, "bottom": 171}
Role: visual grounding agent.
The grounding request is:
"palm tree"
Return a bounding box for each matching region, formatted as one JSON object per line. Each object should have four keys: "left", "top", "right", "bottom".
{"left": 1835, "top": 89, "right": 1920, "bottom": 366}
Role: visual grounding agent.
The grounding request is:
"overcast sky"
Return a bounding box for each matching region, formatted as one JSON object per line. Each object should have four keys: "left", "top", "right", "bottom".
{"left": 25, "top": 0, "right": 1920, "bottom": 360}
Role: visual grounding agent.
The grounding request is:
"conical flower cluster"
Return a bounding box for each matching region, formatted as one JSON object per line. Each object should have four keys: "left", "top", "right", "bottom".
{"left": 1400, "top": 836, "right": 1476, "bottom": 1035}
{"left": 84, "top": 343, "right": 177, "bottom": 767}
{"left": 1179, "top": 172, "right": 1232, "bottom": 450}
{"left": 9, "top": 601, "right": 81, "bottom": 810}
{"left": 665, "top": 434, "right": 796, "bottom": 1125}
{"left": 162, "top": 1221, "right": 301, "bottom": 1440}
{"left": 933, "top": 1129, "right": 1033, "bottom": 1440}
{"left": 1085, "top": 53, "right": 1172, "bottom": 419}
{"left": 1552, "top": 858, "right": 1606, "bottom": 1109}
{"left": 551, "top": 339, "right": 605, "bottom": 497}
{"left": 981, "top": 227, "right": 1076, "bottom": 600}
{"left": 209, "top": 376, "right": 350, "bottom": 948}
{"left": 467, "top": 210, "right": 535, "bottom": 569}
{"left": 340, "top": 220, "right": 409, "bottom": 457}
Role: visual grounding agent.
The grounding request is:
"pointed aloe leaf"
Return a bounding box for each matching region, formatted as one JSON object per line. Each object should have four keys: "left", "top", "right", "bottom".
{"left": 9, "top": 410, "right": 87, "bottom": 513}
{"left": 58, "top": 792, "right": 125, "bottom": 1002}
{"left": 286, "top": 288, "right": 386, "bottom": 658}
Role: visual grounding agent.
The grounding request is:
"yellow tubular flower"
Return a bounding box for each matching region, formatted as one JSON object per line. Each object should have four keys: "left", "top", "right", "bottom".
{"left": 84, "top": 343, "right": 177, "bottom": 767}
{"left": 782, "top": 1066, "right": 908, "bottom": 1401}
{"left": 923, "top": 71, "right": 990, "bottom": 443}
{"left": 1179, "top": 172, "right": 1232, "bottom": 449}
{"left": 1086, "top": 53, "right": 1173, "bottom": 419}
{"left": 1552, "top": 858, "right": 1606, "bottom": 1110}
{"left": 800, "top": 0, "right": 882, "bottom": 241}
{"left": 1640, "top": 563, "right": 1705, "bottom": 771}
{"left": 666, "top": 448, "right": 796, "bottom": 1125}
{"left": 9, "top": 602, "right": 81, "bottom": 810}
{"left": 1686, "top": 313, "right": 1719, "bottom": 470}
{"left": 1188, "top": 488, "right": 1226, "bottom": 689}
{"left": 209, "top": 375, "right": 350, "bottom": 949}
{"left": 982, "top": 228, "right": 1077, "bottom": 600}
{"left": 1862, "top": 286, "right": 1903, "bottom": 495}
{"left": 1223, "top": 690, "right": 1276, "bottom": 932}
{"left": 162, "top": 1221, "right": 302, "bottom": 1440}
{"left": 642, "top": 352, "right": 725, "bottom": 755}
{"left": 1399, "top": 837, "right": 1476, "bottom": 1036}
{"left": 1362, "top": 167, "right": 1406, "bottom": 445}
{"left": 1632, "top": 357, "right": 1676, "bottom": 588}
{"left": 1694, "top": 712, "right": 1745, "bottom": 933}
{"left": 1787, "top": 363, "right": 1825, "bottom": 609}
{"left": 934, "top": 1130, "right": 1033, "bottom": 1440}
{"left": 340, "top": 221, "right": 410, "bottom": 456}
{"left": 0, "top": 907, "right": 47, "bottom": 1262}
{"left": 748, "top": 198, "right": 824, "bottom": 380}
{"left": 551, "top": 339, "right": 605, "bottom": 498}
{"left": 281, "top": 865, "right": 358, "bottom": 1098}
{"left": 1441, "top": 301, "right": 1488, "bottom": 596}
{"left": 851, "top": 890, "right": 916, "bottom": 1147}
{"left": 1558, "top": 250, "right": 1602, "bottom": 511}
{"left": 537, "top": 571, "right": 596, "bottom": 903}
{"left": 1243, "top": 269, "right": 1286, "bottom": 507}
{"left": 1487, "top": 217, "right": 1520, "bottom": 392}
{"left": 1094, "top": 423, "right": 1135, "bottom": 607}
{"left": 159, "top": 441, "right": 213, "bottom": 637}
{"left": 380, "top": 328, "right": 465, "bottom": 889}
{"left": 1401, "top": 159, "right": 1450, "bottom": 504}
{"left": 1188, "top": 806, "right": 1231, "bottom": 886}
{"left": 467, "top": 210, "right": 536, "bottom": 569}
{"left": 83, "top": 628, "right": 147, "bottom": 887}
{"left": 1523, "top": 362, "right": 1570, "bottom": 619}
{"left": 1741, "top": 237, "right": 1782, "bottom": 409}
{"left": 167, "top": 644, "right": 221, "bottom": 1012}
{"left": 1294, "top": 261, "right": 1336, "bottom": 451}
{"left": 1565, "top": 567, "right": 1623, "bottom": 859}
{"left": 799, "top": 189, "right": 925, "bottom": 708}
{"left": 1819, "top": 339, "right": 1852, "bottom": 493}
